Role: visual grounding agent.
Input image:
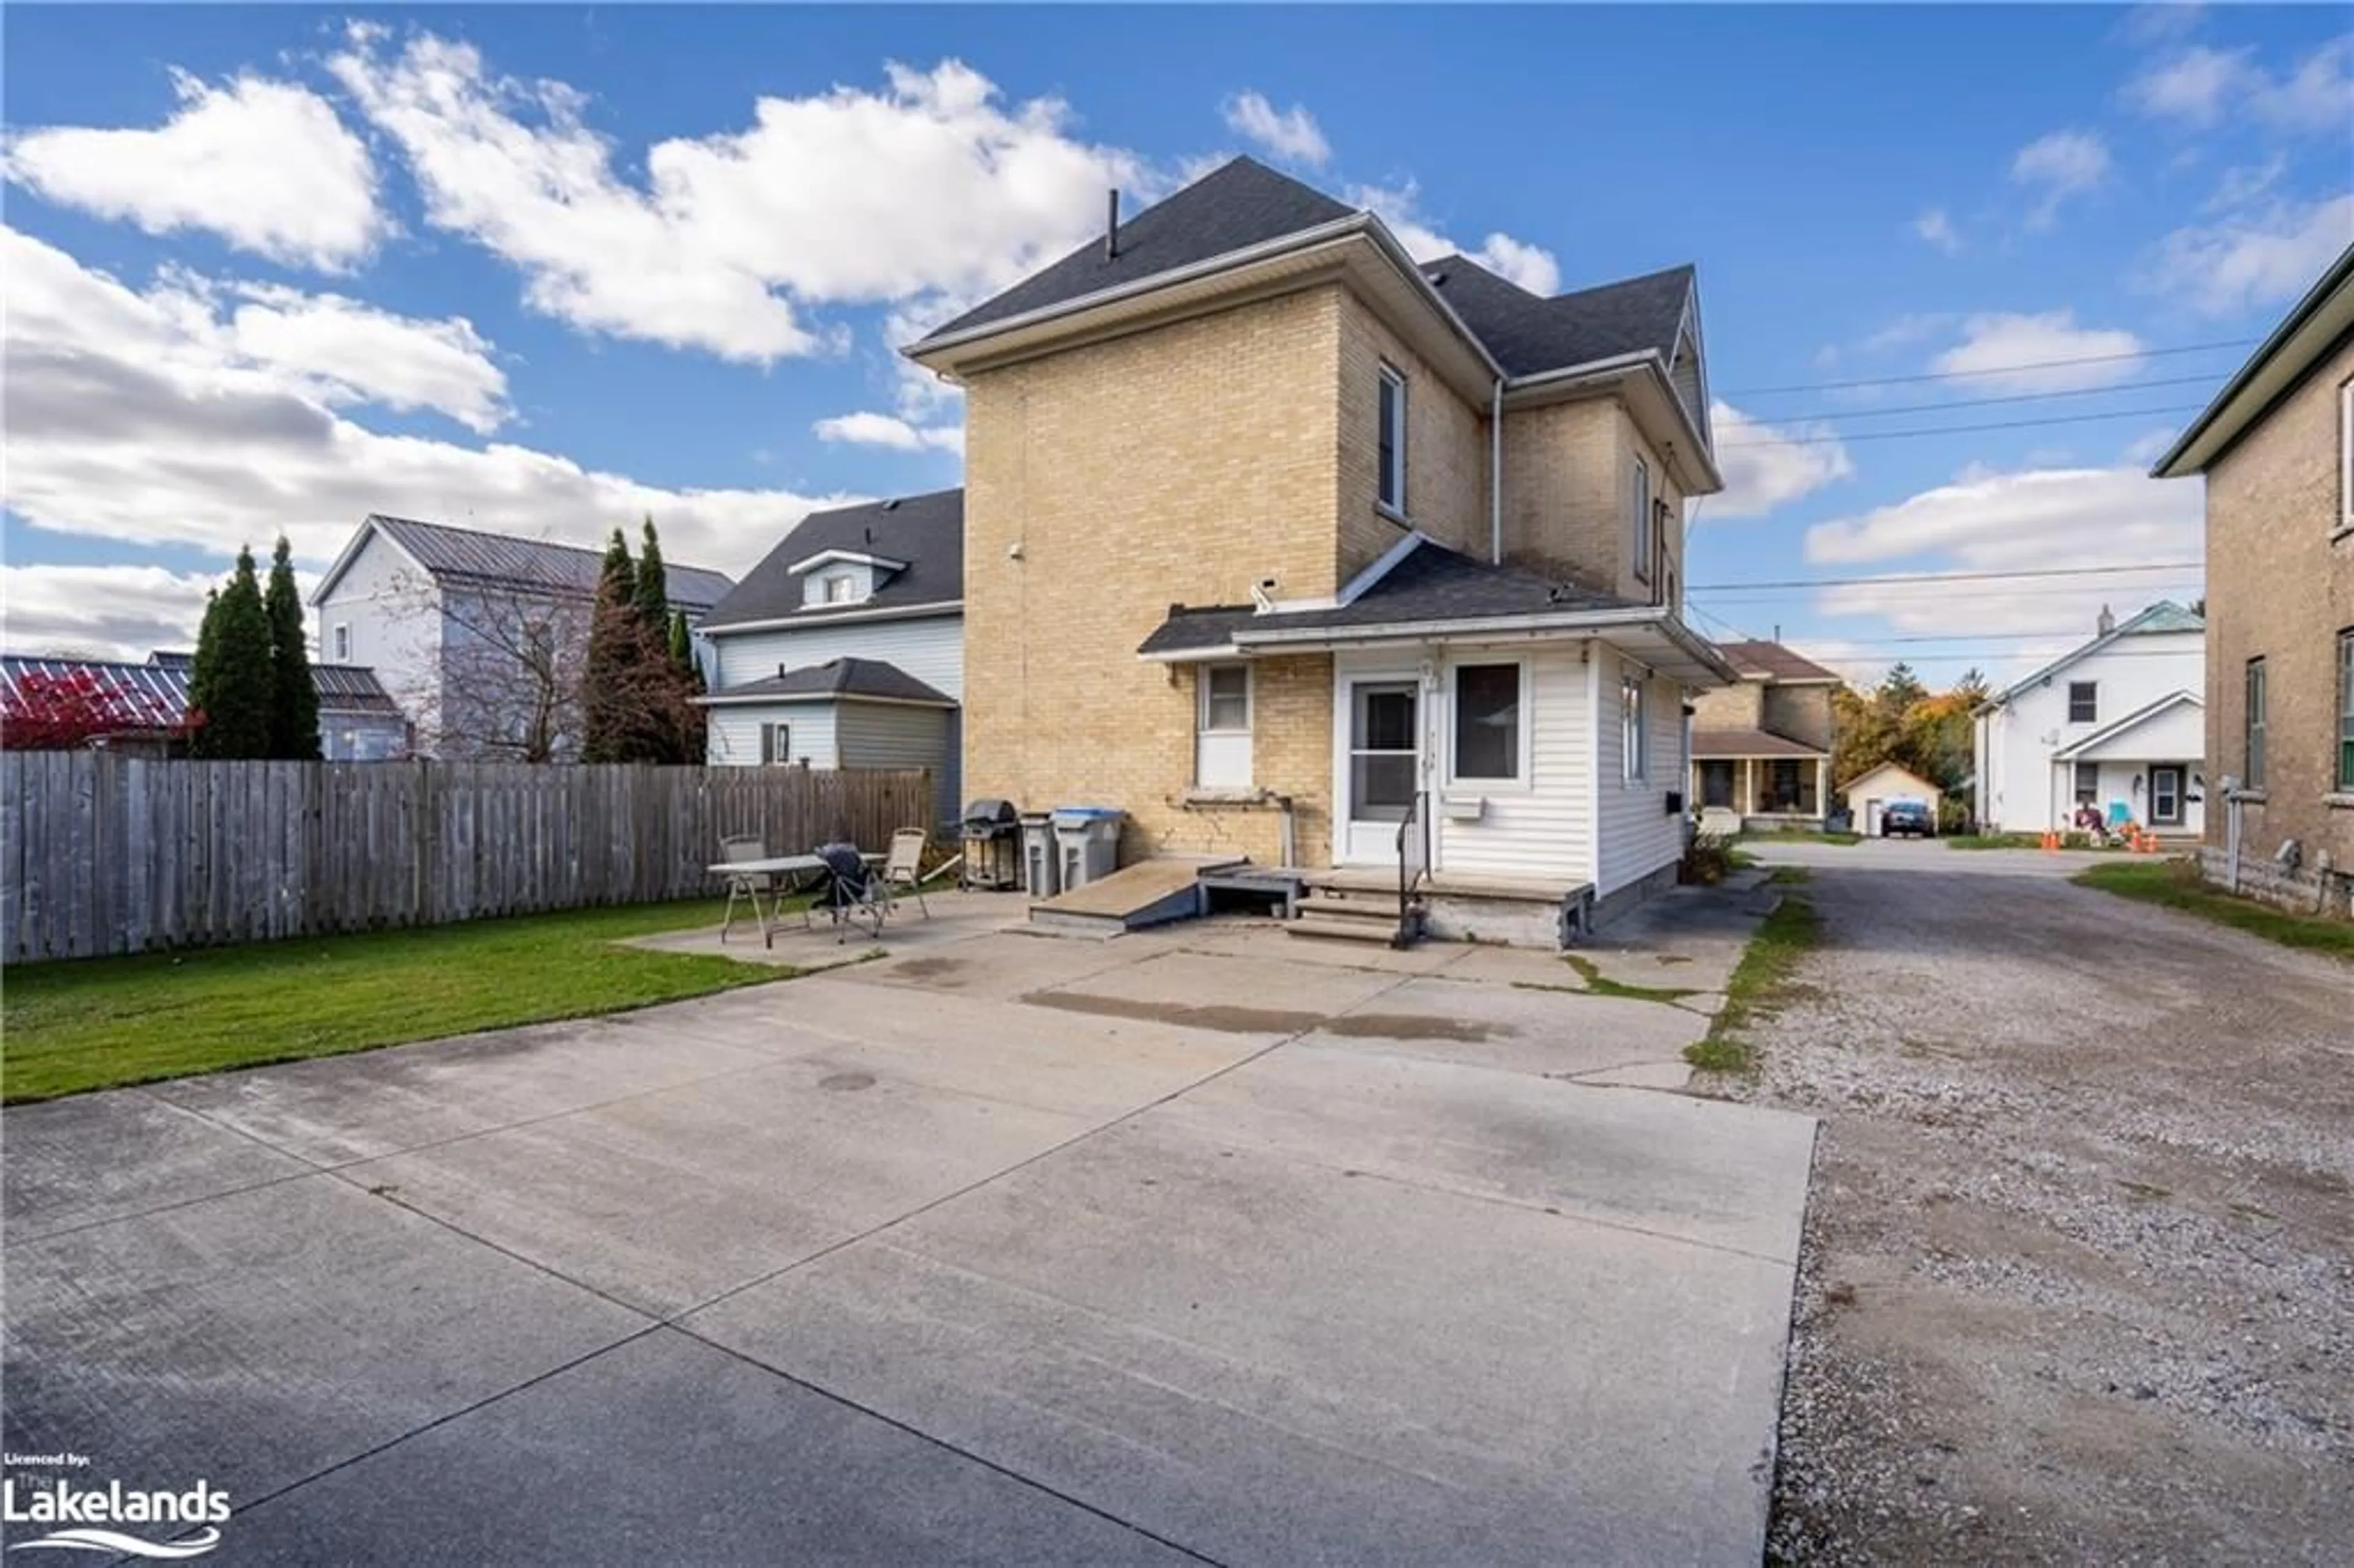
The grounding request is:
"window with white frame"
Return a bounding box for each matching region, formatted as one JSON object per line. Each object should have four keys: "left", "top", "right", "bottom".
{"left": 1631, "top": 459, "right": 1653, "bottom": 584}
{"left": 1451, "top": 663, "right": 1522, "bottom": 783}
{"left": 1195, "top": 663, "right": 1252, "bottom": 788}
{"left": 333, "top": 623, "right": 351, "bottom": 661}
{"left": 2244, "top": 657, "right": 2267, "bottom": 789}
{"left": 1377, "top": 365, "right": 1407, "bottom": 516}
{"left": 2336, "top": 628, "right": 2353, "bottom": 790}
{"left": 2067, "top": 680, "right": 2098, "bottom": 723}
{"left": 2339, "top": 375, "right": 2352, "bottom": 534}
{"left": 1621, "top": 673, "right": 1648, "bottom": 783}
{"left": 823, "top": 574, "right": 855, "bottom": 604}
{"left": 2073, "top": 760, "right": 2100, "bottom": 807}
{"left": 759, "top": 721, "right": 792, "bottom": 765}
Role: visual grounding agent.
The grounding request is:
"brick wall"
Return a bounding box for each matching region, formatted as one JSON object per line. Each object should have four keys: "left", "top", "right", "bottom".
{"left": 1763, "top": 684, "right": 1835, "bottom": 750}
{"left": 1499, "top": 400, "right": 1685, "bottom": 602}
{"left": 1335, "top": 292, "right": 1489, "bottom": 579}
{"left": 2196, "top": 846, "right": 2354, "bottom": 920}
{"left": 1691, "top": 679, "right": 1764, "bottom": 729}
{"left": 2201, "top": 335, "right": 2353, "bottom": 874}
{"left": 962, "top": 287, "right": 1346, "bottom": 864}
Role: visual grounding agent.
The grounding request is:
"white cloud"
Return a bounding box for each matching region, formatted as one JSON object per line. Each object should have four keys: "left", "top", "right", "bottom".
{"left": 2, "top": 229, "right": 509, "bottom": 435}
{"left": 1913, "top": 208, "right": 1961, "bottom": 254}
{"left": 1707, "top": 402, "right": 1854, "bottom": 520}
{"left": 329, "top": 30, "right": 1151, "bottom": 363}
{"left": 1930, "top": 311, "right": 2145, "bottom": 393}
{"left": 2204, "top": 155, "right": 2286, "bottom": 212}
{"left": 1220, "top": 92, "right": 1330, "bottom": 167}
{"left": 2, "top": 70, "right": 383, "bottom": 270}
{"left": 1804, "top": 464, "right": 2203, "bottom": 576}
{"left": 1350, "top": 180, "right": 1561, "bottom": 295}
{"left": 2144, "top": 191, "right": 2354, "bottom": 315}
{"left": 2125, "top": 37, "right": 2353, "bottom": 134}
{"left": 813, "top": 412, "right": 963, "bottom": 455}
{"left": 2010, "top": 130, "right": 2111, "bottom": 227}
{"left": 1, "top": 226, "right": 841, "bottom": 582}
{"left": 1, "top": 564, "right": 226, "bottom": 663}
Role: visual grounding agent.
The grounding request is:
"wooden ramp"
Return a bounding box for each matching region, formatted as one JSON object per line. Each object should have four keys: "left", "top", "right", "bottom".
{"left": 1028, "top": 855, "right": 1245, "bottom": 936}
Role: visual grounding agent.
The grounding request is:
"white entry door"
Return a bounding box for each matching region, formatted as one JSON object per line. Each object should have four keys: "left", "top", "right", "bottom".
{"left": 1343, "top": 679, "right": 1419, "bottom": 863}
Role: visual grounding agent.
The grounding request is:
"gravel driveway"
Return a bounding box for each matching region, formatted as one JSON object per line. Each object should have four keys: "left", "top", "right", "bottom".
{"left": 1726, "top": 840, "right": 2352, "bottom": 1564}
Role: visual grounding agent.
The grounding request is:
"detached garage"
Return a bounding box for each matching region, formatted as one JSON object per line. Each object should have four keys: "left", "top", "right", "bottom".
{"left": 1840, "top": 761, "right": 1943, "bottom": 836}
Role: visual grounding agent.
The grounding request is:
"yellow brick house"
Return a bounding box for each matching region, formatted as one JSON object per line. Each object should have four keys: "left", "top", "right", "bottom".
{"left": 905, "top": 158, "right": 1734, "bottom": 942}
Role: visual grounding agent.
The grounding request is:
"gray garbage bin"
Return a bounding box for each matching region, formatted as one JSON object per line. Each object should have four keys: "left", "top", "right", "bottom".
{"left": 1019, "top": 812, "right": 1059, "bottom": 898}
{"left": 1051, "top": 806, "right": 1123, "bottom": 891}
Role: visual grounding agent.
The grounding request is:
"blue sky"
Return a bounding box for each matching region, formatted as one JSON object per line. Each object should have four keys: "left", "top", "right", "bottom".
{"left": 4, "top": 4, "right": 2348, "bottom": 679}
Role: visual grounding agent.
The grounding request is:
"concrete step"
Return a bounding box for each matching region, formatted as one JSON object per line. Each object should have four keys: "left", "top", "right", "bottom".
{"left": 1297, "top": 892, "right": 1400, "bottom": 920}
{"left": 1287, "top": 913, "right": 1401, "bottom": 945}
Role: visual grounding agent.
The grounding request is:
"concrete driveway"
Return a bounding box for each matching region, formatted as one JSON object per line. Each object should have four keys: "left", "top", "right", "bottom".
{"left": 3, "top": 902, "right": 1816, "bottom": 1566}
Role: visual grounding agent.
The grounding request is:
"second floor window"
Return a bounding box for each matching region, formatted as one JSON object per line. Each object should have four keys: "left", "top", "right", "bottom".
{"left": 2245, "top": 657, "right": 2267, "bottom": 790}
{"left": 2067, "top": 681, "right": 2098, "bottom": 723}
{"left": 2339, "top": 376, "right": 2352, "bottom": 535}
{"left": 1631, "top": 459, "right": 1653, "bottom": 584}
{"left": 1377, "top": 365, "right": 1407, "bottom": 515}
{"left": 2337, "top": 629, "right": 2353, "bottom": 790}
{"left": 333, "top": 624, "right": 351, "bottom": 662}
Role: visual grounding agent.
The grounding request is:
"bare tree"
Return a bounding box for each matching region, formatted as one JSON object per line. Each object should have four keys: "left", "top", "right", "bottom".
{"left": 375, "top": 571, "right": 591, "bottom": 763}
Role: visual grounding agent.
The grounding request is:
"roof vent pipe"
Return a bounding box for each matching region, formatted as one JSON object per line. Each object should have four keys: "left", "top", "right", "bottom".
{"left": 2097, "top": 604, "right": 2115, "bottom": 636}
{"left": 1105, "top": 189, "right": 1120, "bottom": 259}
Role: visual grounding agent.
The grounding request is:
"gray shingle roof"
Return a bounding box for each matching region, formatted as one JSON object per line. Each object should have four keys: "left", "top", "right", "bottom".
{"left": 1712, "top": 639, "right": 1842, "bottom": 683}
{"left": 922, "top": 158, "right": 1356, "bottom": 343}
{"left": 916, "top": 156, "right": 1699, "bottom": 386}
{"left": 1138, "top": 539, "right": 1641, "bottom": 655}
{"left": 1422, "top": 255, "right": 1694, "bottom": 378}
{"left": 701, "top": 490, "right": 963, "bottom": 631}
{"left": 707, "top": 657, "right": 954, "bottom": 707}
{"left": 1, "top": 654, "right": 401, "bottom": 726}
{"left": 369, "top": 516, "right": 734, "bottom": 612}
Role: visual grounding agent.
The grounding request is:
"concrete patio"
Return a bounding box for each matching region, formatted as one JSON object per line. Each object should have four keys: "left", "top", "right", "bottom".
{"left": 3, "top": 889, "right": 1815, "bottom": 1565}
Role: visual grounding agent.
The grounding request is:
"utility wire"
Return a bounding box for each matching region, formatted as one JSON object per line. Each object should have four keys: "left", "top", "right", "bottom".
{"left": 1718, "top": 337, "right": 2257, "bottom": 398}
{"left": 1686, "top": 561, "right": 2201, "bottom": 592}
{"left": 1715, "top": 403, "right": 2206, "bottom": 449}
{"left": 1754, "top": 372, "right": 2225, "bottom": 424}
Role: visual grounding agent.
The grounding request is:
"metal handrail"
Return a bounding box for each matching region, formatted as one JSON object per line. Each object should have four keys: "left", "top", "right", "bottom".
{"left": 1395, "top": 790, "right": 1430, "bottom": 946}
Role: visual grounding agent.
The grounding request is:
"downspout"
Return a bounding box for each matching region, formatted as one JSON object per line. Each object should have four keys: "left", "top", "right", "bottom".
{"left": 1490, "top": 376, "right": 1504, "bottom": 565}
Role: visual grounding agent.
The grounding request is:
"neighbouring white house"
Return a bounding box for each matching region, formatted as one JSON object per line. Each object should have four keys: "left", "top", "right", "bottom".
{"left": 309, "top": 515, "right": 733, "bottom": 761}
{"left": 1839, "top": 761, "right": 1943, "bottom": 836}
{"left": 1972, "top": 601, "right": 2208, "bottom": 837}
{"left": 695, "top": 490, "right": 964, "bottom": 828}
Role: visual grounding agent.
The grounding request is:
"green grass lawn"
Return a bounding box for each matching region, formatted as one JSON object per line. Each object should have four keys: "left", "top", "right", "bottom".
{"left": 1740, "top": 828, "right": 1863, "bottom": 846}
{"left": 1946, "top": 831, "right": 2130, "bottom": 851}
{"left": 2, "top": 899, "right": 794, "bottom": 1104}
{"left": 1686, "top": 894, "right": 1824, "bottom": 1075}
{"left": 2073, "top": 861, "right": 2354, "bottom": 960}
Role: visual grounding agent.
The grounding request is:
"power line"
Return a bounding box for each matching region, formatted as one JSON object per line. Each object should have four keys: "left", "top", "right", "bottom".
{"left": 1718, "top": 337, "right": 2257, "bottom": 398}
{"left": 1755, "top": 372, "right": 2224, "bottom": 425}
{"left": 1686, "top": 561, "right": 2201, "bottom": 592}
{"left": 1715, "top": 403, "right": 2206, "bottom": 449}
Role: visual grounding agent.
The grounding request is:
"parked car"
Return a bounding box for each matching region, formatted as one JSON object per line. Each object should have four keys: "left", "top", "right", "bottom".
{"left": 1881, "top": 799, "right": 1935, "bottom": 838}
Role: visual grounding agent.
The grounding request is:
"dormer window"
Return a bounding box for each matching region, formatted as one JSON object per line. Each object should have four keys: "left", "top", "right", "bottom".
{"left": 824, "top": 574, "right": 855, "bottom": 604}
{"left": 790, "top": 547, "right": 905, "bottom": 610}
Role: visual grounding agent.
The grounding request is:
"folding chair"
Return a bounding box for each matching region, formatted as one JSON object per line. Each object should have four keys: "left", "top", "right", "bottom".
{"left": 883, "top": 827, "right": 932, "bottom": 918}
{"left": 813, "top": 842, "right": 888, "bottom": 943}
{"left": 718, "top": 834, "right": 779, "bottom": 942}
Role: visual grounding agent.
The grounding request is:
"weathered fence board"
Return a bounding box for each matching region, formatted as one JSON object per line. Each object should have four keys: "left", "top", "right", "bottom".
{"left": 0, "top": 755, "right": 931, "bottom": 964}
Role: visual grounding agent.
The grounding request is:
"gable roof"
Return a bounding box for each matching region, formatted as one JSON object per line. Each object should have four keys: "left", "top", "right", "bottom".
{"left": 1712, "top": 639, "right": 1842, "bottom": 684}
{"left": 1693, "top": 727, "right": 1827, "bottom": 760}
{"left": 1983, "top": 601, "right": 2206, "bottom": 709}
{"left": 701, "top": 490, "right": 964, "bottom": 632}
{"left": 1422, "top": 255, "right": 1694, "bottom": 379}
{"left": 913, "top": 157, "right": 1699, "bottom": 389}
{"left": 0, "top": 653, "right": 402, "bottom": 729}
{"left": 2153, "top": 241, "right": 2354, "bottom": 478}
{"left": 1837, "top": 759, "right": 1942, "bottom": 794}
{"left": 2050, "top": 689, "right": 2204, "bottom": 761}
{"left": 319, "top": 516, "right": 734, "bottom": 612}
{"left": 924, "top": 159, "right": 1357, "bottom": 343}
{"left": 699, "top": 656, "right": 954, "bottom": 707}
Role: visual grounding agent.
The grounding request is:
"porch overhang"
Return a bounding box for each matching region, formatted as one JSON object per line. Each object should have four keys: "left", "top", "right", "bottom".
{"left": 1144, "top": 606, "right": 1737, "bottom": 687}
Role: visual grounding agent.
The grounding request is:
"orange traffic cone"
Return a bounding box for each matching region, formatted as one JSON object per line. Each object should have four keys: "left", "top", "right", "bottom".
{"left": 2041, "top": 829, "right": 2059, "bottom": 852}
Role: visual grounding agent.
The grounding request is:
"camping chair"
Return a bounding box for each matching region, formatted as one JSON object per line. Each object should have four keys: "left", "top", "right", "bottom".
{"left": 883, "top": 828, "right": 932, "bottom": 919}
{"left": 813, "top": 842, "right": 888, "bottom": 943}
{"left": 718, "top": 834, "right": 780, "bottom": 943}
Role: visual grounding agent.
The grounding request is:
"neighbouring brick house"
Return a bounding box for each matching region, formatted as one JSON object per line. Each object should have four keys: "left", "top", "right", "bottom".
{"left": 901, "top": 157, "right": 1734, "bottom": 939}
{"left": 2154, "top": 242, "right": 2353, "bottom": 916}
{"left": 1687, "top": 639, "right": 1839, "bottom": 832}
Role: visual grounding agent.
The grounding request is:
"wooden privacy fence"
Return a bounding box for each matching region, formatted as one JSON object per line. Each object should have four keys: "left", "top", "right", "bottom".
{"left": 0, "top": 753, "right": 932, "bottom": 964}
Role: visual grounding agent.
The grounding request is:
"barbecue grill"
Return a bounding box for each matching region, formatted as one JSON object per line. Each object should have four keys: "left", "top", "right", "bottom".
{"left": 960, "top": 798, "right": 1022, "bottom": 891}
